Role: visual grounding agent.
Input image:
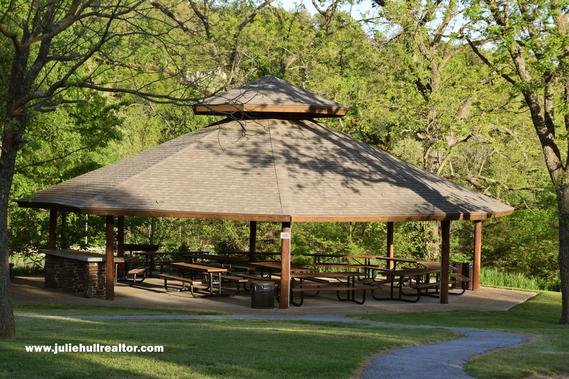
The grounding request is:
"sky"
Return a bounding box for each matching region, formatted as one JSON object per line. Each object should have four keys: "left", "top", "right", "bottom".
{"left": 276, "top": 0, "right": 378, "bottom": 19}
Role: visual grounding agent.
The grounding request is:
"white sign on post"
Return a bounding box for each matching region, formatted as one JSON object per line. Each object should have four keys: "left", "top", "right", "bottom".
{"left": 280, "top": 232, "right": 291, "bottom": 240}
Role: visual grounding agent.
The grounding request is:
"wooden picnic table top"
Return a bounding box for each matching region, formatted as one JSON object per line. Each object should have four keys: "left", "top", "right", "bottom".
{"left": 249, "top": 261, "right": 312, "bottom": 272}
{"left": 305, "top": 263, "right": 378, "bottom": 269}
{"left": 417, "top": 260, "right": 441, "bottom": 269}
{"left": 171, "top": 262, "right": 228, "bottom": 273}
{"left": 305, "top": 253, "right": 347, "bottom": 258}
{"left": 306, "top": 254, "right": 419, "bottom": 263}
{"left": 392, "top": 267, "right": 440, "bottom": 276}
{"left": 184, "top": 254, "right": 248, "bottom": 262}
{"left": 219, "top": 251, "right": 279, "bottom": 256}
{"left": 291, "top": 271, "right": 365, "bottom": 279}
{"left": 337, "top": 255, "right": 378, "bottom": 259}
{"left": 375, "top": 255, "right": 418, "bottom": 263}
{"left": 132, "top": 251, "right": 195, "bottom": 256}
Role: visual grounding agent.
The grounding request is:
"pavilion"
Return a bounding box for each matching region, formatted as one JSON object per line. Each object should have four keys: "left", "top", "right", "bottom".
{"left": 18, "top": 76, "right": 514, "bottom": 308}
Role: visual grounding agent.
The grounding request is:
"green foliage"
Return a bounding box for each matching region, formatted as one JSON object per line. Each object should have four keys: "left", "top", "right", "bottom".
{"left": 3, "top": 1, "right": 562, "bottom": 292}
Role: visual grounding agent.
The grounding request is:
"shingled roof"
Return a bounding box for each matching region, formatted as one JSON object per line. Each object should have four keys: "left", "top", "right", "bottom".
{"left": 193, "top": 76, "right": 347, "bottom": 117}
{"left": 19, "top": 118, "right": 513, "bottom": 222}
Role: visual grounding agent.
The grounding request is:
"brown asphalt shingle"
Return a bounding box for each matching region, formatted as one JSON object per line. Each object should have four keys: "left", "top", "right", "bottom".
{"left": 21, "top": 118, "right": 513, "bottom": 221}
{"left": 193, "top": 76, "right": 347, "bottom": 117}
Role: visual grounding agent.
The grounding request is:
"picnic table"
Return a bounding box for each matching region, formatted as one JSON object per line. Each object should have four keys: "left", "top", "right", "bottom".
{"left": 171, "top": 262, "right": 228, "bottom": 295}
{"left": 305, "top": 253, "right": 347, "bottom": 264}
{"left": 321, "top": 256, "right": 441, "bottom": 302}
{"left": 131, "top": 251, "right": 191, "bottom": 275}
{"left": 417, "top": 260, "right": 471, "bottom": 294}
{"left": 305, "top": 253, "right": 418, "bottom": 268}
{"left": 184, "top": 253, "right": 248, "bottom": 267}
{"left": 370, "top": 266, "right": 441, "bottom": 302}
{"left": 289, "top": 271, "right": 369, "bottom": 306}
{"left": 304, "top": 263, "right": 379, "bottom": 278}
{"left": 249, "top": 261, "right": 311, "bottom": 276}
{"left": 304, "top": 263, "right": 377, "bottom": 269}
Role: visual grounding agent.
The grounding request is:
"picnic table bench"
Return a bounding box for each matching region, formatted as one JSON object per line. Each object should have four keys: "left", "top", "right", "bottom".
{"left": 220, "top": 275, "right": 249, "bottom": 294}
{"left": 126, "top": 267, "right": 147, "bottom": 285}
{"left": 159, "top": 273, "right": 202, "bottom": 296}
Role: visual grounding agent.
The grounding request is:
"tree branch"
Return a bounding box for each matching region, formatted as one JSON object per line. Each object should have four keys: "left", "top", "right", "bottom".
{"left": 466, "top": 38, "right": 517, "bottom": 85}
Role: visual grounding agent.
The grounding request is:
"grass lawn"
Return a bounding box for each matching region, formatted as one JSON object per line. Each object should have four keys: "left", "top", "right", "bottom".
{"left": 0, "top": 303, "right": 455, "bottom": 379}
{"left": 353, "top": 291, "right": 568, "bottom": 379}
{"left": 12, "top": 302, "right": 226, "bottom": 316}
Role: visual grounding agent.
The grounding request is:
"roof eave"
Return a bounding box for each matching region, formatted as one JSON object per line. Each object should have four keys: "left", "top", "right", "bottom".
{"left": 290, "top": 209, "right": 515, "bottom": 223}
{"left": 193, "top": 104, "right": 348, "bottom": 117}
{"left": 17, "top": 200, "right": 293, "bottom": 222}
{"left": 18, "top": 197, "right": 514, "bottom": 223}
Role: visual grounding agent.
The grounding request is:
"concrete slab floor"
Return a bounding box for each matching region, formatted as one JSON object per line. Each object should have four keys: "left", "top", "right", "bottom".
{"left": 9, "top": 276, "right": 537, "bottom": 316}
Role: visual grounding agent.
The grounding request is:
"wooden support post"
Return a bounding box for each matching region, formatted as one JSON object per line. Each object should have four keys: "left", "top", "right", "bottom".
{"left": 386, "top": 222, "right": 394, "bottom": 270}
{"left": 105, "top": 216, "right": 115, "bottom": 300}
{"left": 249, "top": 221, "right": 257, "bottom": 262}
{"left": 117, "top": 216, "right": 125, "bottom": 280}
{"left": 440, "top": 220, "right": 451, "bottom": 304}
{"left": 48, "top": 209, "right": 58, "bottom": 249}
{"left": 60, "top": 212, "right": 68, "bottom": 249}
{"left": 279, "top": 222, "right": 291, "bottom": 309}
{"left": 473, "top": 220, "right": 482, "bottom": 291}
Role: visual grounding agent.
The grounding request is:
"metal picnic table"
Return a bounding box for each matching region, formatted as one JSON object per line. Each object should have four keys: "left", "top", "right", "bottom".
{"left": 290, "top": 271, "right": 369, "bottom": 305}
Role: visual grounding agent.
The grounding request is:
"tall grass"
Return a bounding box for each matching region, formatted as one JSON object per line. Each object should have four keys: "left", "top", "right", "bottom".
{"left": 9, "top": 253, "right": 44, "bottom": 276}
{"left": 481, "top": 267, "right": 560, "bottom": 291}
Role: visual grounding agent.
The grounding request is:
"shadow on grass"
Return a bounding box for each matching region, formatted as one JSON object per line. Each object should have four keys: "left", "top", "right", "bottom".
{"left": 1, "top": 314, "right": 456, "bottom": 379}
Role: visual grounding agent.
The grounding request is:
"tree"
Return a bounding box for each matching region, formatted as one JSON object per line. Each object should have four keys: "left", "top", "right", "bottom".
{"left": 367, "top": 0, "right": 526, "bottom": 258}
{"left": 464, "top": 0, "right": 569, "bottom": 323}
{"left": 0, "top": 0, "right": 199, "bottom": 339}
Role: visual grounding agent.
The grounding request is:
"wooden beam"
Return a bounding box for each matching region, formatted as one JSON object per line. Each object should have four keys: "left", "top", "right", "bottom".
{"left": 105, "top": 216, "right": 115, "bottom": 300}
{"left": 193, "top": 104, "right": 348, "bottom": 116}
{"left": 440, "top": 220, "right": 451, "bottom": 304}
{"left": 473, "top": 220, "right": 482, "bottom": 291}
{"left": 117, "top": 216, "right": 125, "bottom": 280}
{"left": 15, "top": 200, "right": 515, "bottom": 222}
{"left": 386, "top": 222, "right": 394, "bottom": 270}
{"left": 279, "top": 222, "right": 292, "bottom": 309}
{"left": 48, "top": 209, "right": 58, "bottom": 249}
{"left": 249, "top": 221, "right": 257, "bottom": 262}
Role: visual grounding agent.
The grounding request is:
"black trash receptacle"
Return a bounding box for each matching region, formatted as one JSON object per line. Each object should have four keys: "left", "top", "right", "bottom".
{"left": 251, "top": 282, "right": 275, "bottom": 309}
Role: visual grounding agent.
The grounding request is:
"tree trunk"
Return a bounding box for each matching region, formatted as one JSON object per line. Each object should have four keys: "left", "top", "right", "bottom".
{"left": 558, "top": 187, "right": 569, "bottom": 324}
{"left": 0, "top": 122, "right": 24, "bottom": 339}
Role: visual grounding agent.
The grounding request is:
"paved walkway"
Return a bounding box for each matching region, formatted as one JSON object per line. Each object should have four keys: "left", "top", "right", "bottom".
{"left": 360, "top": 326, "right": 525, "bottom": 379}
{"left": 16, "top": 312, "right": 526, "bottom": 378}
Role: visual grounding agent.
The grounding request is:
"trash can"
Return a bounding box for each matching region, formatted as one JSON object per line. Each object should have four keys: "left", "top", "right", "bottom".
{"left": 251, "top": 282, "right": 275, "bottom": 309}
